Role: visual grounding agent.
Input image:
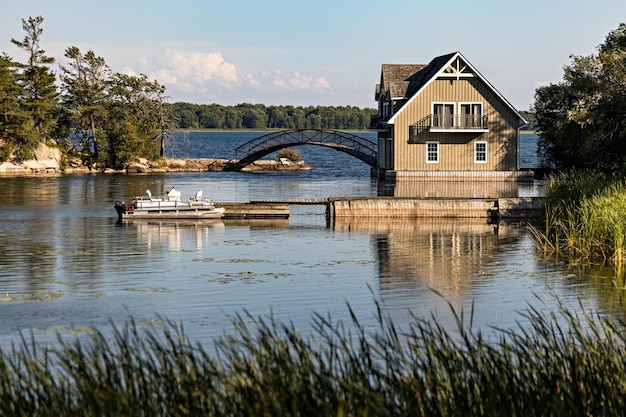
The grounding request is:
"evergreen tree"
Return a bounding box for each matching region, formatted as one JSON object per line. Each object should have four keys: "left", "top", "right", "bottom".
{"left": 10, "top": 16, "right": 58, "bottom": 142}
{"left": 0, "top": 53, "right": 37, "bottom": 161}
{"left": 59, "top": 46, "right": 110, "bottom": 160}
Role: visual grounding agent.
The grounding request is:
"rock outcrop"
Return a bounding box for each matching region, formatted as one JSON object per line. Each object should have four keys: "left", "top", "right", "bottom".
{"left": 0, "top": 142, "right": 62, "bottom": 174}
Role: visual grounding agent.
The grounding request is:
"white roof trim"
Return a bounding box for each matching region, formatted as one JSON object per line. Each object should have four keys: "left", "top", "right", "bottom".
{"left": 386, "top": 52, "right": 527, "bottom": 126}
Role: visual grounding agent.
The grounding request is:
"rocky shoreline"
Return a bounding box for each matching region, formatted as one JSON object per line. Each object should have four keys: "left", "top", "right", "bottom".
{"left": 0, "top": 142, "right": 310, "bottom": 175}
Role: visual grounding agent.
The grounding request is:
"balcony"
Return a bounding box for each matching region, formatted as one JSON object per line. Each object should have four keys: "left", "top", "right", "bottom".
{"left": 409, "top": 114, "right": 488, "bottom": 141}
{"left": 430, "top": 114, "right": 488, "bottom": 132}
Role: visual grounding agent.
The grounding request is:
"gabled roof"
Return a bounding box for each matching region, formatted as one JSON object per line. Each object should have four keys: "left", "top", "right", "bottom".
{"left": 384, "top": 52, "right": 527, "bottom": 126}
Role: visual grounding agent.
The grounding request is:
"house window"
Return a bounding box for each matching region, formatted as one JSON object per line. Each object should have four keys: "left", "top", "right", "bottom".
{"left": 474, "top": 141, "right": 487, "bottom": 163}
{"left": 432, "top": 103, "right": 454, "bottom": 128}
{"left": 460, "top": 103, "right": 483, "bottom": 128}
{"left": 426, "top": 141, "right": 439, "bottom": 163}
{"left": 383, "top": 102, "right": 390, "bottom": 118}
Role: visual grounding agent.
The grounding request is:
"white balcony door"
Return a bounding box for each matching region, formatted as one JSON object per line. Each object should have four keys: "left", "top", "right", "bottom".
{"left": 460, "top": 103, "right": 482, "bottom": 128}
{"left": 433, "top": 103, "right": 454, "bottom": 128}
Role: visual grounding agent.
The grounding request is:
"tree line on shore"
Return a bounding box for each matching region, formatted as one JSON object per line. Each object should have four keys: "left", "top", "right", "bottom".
{"left": 169, "top": 102, "right": 376, "bottom": 130}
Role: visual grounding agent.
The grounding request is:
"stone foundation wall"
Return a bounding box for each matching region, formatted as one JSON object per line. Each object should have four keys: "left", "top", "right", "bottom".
{"left": 327, "top": 197, "right": 542, "bottom": 219}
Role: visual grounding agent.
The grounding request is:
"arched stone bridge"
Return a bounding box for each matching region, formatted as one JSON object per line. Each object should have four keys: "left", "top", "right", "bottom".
{"left": 223, "top": 129, "right": 378, "bottom": 171}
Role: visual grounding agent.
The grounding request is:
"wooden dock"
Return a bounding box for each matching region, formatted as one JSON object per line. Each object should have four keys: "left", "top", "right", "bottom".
{"left": 213, "top": 197, "right": 543, "bottom": 220}
{"left": 214, "top": 202, "right": 291, "bottom": 219}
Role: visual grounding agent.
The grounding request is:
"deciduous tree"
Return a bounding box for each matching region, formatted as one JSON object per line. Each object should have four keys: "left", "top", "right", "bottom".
{"left": 534, "top": 23, "right": 626, "bottom": 171}
{"left": 104, "top": 73, "right": 167, "bottom": 168}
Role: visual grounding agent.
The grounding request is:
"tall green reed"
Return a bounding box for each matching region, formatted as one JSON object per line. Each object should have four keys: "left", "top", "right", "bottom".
{"left": 1, "top": 299, "right": 626, "bottom": 416}
{"left": 531, "top": 170, "right": 626, "bottom": 267}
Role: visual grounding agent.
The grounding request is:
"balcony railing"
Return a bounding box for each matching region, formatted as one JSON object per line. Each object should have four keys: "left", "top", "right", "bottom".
{"left": 409, "top": 114, "right": 488, "bottom": 142}
{"left": 431, "top": 114, "right": 488, "bottom": 130}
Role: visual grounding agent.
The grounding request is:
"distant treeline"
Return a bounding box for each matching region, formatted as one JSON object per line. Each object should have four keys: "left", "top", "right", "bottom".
{"left": 168, "top": 102, "right": 537, "bottom": 131}
{"left": 167, "top": 102, "right": 378, "bottom": 130}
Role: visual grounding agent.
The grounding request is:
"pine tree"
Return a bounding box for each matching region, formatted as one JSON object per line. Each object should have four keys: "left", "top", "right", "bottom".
{"left": 0, "top": 53, "right": 38, "bottom": 161}
{"left": 60, "top": 46, "right": 110, "bottom": 160}
{"left": 11, "top": 16, "right": 58, "bottom": 142}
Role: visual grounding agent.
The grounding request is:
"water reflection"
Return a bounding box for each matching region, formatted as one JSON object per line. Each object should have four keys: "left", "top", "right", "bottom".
{"left": 331, "top": 216, "right": 626, "bottom": 329}
{"left": 333, "top": 218, "right": 518, "bottom": 295}
{"left": 121, "top": 219, "right": 291, "bottom": 252}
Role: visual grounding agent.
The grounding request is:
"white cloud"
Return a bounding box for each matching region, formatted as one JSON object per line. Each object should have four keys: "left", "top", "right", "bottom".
{"left": 289, "top": 72, "right": 334, "bottom": 94}
{"left": 270, "top": 70, "right": 290, "bottom": 90}
{"left": 245, "top": 73, "right": 261, "bottom": 87}
{"left": 145, "top": 50, "right": 239, "bottom": 86}
{"left": 108, "top": 45, "right": 342, "bottom": 105}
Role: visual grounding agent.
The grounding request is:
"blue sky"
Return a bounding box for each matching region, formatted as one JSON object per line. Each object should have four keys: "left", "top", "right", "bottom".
{"left": 1, "top": 0, "right": 624, "bottom": 110}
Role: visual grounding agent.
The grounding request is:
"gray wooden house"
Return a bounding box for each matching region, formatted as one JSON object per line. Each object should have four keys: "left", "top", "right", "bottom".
{"left": 371, "top": 52, "right": 528, "bottom": 180}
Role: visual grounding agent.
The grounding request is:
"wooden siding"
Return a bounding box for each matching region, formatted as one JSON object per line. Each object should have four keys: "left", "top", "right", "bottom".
{"left": 391, "top": 77, "right": 519, "bottom": 172}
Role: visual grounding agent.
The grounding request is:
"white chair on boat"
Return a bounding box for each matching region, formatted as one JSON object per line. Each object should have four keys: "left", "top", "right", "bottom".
{"left": 194, "top": 190, "right": 203, "bottom": 201}
{"left": 167, "top": 187, "right": 181, "bottom": 201}
{"left": 146, "top": 190, "right": 153, "bottom": 201}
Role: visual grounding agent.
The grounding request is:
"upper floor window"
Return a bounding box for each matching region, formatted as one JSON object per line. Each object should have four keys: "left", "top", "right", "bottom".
{"left": 426, "top": 141, "right": 439, "bottom": 163}
{"left": 382, "top": 102, "right": 390, "bottom": 118}
{"left": 474, "top": 141, "right": 487, "bottom": 163}
{"left": 460, "top": 103, "right": 483, "bottom": 128}
{"left": 432, "top": 103, "right": 454, "bottom": 128}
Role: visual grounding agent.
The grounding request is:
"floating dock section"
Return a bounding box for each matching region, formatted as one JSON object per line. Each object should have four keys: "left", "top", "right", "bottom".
{"left": 214, "top": 202, "right": 290, "bottom": 219}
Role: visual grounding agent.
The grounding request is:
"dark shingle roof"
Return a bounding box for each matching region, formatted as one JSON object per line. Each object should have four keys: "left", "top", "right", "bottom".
{"left": 380, "top": 64, "right": 426, "bottom": 98}
{"left": 380, "top": 52, "right": 457, "bottom": 100}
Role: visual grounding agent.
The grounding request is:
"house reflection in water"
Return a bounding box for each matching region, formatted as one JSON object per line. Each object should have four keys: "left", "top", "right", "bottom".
{"left": 332, "top": 217, "right": 524, "bottom": 303}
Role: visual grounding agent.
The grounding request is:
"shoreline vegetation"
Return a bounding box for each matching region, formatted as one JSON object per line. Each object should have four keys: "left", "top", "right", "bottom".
{"left": 2, "top": 300, "right": 626, "bottom": 416}
{"left": 530, "top": 171, "right": 626, "bottom": 270}
{"left": 0, "top": 141, "right": 311, "bottom": 175}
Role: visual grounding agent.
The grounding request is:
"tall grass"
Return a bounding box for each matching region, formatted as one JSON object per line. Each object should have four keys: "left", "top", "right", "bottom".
{"left": 2, "top": 300, "right": 626, "bottom": 416}
{"left": 531, "top": 170, "right": 626, "bottom": 266}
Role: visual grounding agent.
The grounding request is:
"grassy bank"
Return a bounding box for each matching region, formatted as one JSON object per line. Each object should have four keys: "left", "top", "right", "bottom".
{"left": 2, "top": 301, "right": 626, "bottom": 416}
{"left": 531, "top": 171, "right": 626, "bottom": 266}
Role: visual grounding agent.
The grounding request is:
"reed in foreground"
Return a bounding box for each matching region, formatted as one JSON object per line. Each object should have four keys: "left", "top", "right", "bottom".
{"left": 1, "top": 300, "right": 626, "bottom": 416}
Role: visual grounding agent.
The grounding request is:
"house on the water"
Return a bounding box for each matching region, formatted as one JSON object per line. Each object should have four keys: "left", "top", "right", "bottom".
{"left": 370, "top": 51, "right": 529, "bottom": 184}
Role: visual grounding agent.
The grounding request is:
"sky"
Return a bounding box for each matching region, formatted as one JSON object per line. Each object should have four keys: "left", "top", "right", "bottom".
{"left": 0, "top": 0, "right": 624, "bottom": 111}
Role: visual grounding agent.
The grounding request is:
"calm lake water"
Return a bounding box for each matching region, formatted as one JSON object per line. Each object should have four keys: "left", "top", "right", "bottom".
{"left": 0, "top": 132, "right": 623, "bottom": 350}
